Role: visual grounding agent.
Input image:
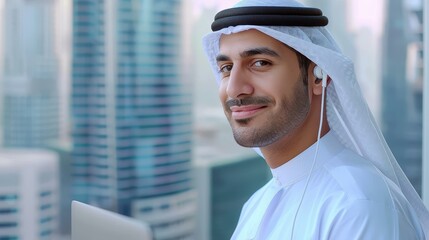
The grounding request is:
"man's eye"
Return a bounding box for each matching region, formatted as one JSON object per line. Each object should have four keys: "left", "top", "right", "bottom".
{"left": 253, "top": 60, "right": 270, "bottom": 67}
{"left": 219, "top": 64, "right": 233, "bottom": 73}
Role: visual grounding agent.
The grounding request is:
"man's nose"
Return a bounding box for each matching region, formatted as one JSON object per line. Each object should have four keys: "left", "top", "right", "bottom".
{"left": 226, "top": 66, "right": 254, "bottom": 98}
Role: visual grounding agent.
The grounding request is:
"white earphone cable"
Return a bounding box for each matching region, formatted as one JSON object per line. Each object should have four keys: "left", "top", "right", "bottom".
{"left": 290, "top": 72, "right": 327, "bottom": 240}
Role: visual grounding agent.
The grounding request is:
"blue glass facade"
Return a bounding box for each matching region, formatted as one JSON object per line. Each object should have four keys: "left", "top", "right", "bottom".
{"left": 1, "top": 0, "right": 59, "bottom": 148}
{"left": 381, "top": 0, "right": 423, "bottom": 194}
{"left": 72, "top": 0, "right": 110, "bottom": 206}
{"left": 3, "top": 96, "right": 58, "bottom": 148}
{"left": 210, "top": 156, "right": 269, "bottom": 240}
{"left": 72, "top": 0, "right": 193, "bottom": 218}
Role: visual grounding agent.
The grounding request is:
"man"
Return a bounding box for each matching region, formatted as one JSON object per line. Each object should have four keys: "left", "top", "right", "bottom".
{"left": 202, "top": 0, "right": 429, "bottom": 239}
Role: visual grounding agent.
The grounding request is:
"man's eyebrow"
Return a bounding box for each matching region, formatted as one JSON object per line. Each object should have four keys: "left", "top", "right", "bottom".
{"left": 216, "top": 47, "right": 280, "bottom": 63}
{"left": 240, "top": 47, "right": 280, "bottom": 58}
{"left": 216, "top": 54, "right": 230, "bottom": 62}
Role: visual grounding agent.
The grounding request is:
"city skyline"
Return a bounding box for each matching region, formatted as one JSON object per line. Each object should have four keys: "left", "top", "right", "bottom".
{"left": 0, "top": 0, "right": 426, "bottom": 239}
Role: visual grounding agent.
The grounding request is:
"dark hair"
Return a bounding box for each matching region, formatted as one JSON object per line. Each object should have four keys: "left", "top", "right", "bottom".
{"left": 295, "top": 51, "right": 311, "bottom": 86}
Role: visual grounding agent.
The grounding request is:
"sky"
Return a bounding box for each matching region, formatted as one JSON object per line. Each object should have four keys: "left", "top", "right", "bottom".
{"left": 348, "top": 0, "right": 385, "bottom": 34}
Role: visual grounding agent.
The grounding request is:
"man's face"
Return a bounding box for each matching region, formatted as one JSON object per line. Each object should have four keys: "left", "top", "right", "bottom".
{"left": 217, "top": 30, "right": 310, "bottom": 147}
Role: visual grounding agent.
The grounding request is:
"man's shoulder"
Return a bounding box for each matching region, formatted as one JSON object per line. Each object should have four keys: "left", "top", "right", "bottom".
{"left": 321, "top": 148, "right": 395, "bottom": 203}
{"left": 317, "top": 150, "right": 424, "bottom": 239}
{"left": 318, "top": 148, "right": 419, "bottom": 221}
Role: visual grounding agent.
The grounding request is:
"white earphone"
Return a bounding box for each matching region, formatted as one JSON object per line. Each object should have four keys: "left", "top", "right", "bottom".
{"left": 313, "top": 65, "right": 328, "bottom": 87}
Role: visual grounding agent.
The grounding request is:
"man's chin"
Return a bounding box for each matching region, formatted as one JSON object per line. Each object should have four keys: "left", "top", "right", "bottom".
{"left": 232, "top": 133, "right": 268, "bottom": 148}
{"left": 234, "top": 140, "right": 257, "bottom": 148}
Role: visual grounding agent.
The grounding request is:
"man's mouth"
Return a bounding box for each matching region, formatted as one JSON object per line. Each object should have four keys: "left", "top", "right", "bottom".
{"left": 230, "top": 105, "right": 267, "bottom": 120}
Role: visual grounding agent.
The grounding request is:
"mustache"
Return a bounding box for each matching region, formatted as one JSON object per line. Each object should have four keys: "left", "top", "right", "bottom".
{"left": 226, "top": 97, "right": 272, "bottom": 108}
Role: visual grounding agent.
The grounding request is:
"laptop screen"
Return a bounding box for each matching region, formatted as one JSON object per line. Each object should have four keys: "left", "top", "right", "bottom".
{"left": 72, "top": 201, "right": 153, "bottom": 240}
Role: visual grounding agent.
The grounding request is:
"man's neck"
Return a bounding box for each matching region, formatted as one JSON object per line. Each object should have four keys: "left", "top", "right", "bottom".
{"left": 261, "top": 121, "right": 330, "bottom": 169}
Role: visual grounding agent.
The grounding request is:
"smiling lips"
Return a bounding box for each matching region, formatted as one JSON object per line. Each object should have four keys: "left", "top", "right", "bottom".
{"left": 230, "top": 105, "right": 267, "bottom": 120}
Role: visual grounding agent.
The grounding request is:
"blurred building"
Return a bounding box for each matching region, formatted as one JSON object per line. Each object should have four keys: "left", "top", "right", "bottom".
{"left": 47, "top": 142, "right": 72, "bottom": 237}
{"left": 193, "top": 115, "right": 270, "bottom": 240}
{"left": 0, "top": 150, "right": 59, "bottom": 240}
{"left": 353, "top": 27, "right": 382, "bottom": 122}
{"left": 190, "top": 6, "right": 221, "bottom": 113}
{"left": 403, "top": 0, "right": 423, "bottom": 193}
{"left": 1, "top": 0, "right": 59, "bottom": 148}
{"left": 381, "top": 0, "right": 423, "bottom": 194}
{"left": 71, "top": 0, "right": 195, "bottom": 239}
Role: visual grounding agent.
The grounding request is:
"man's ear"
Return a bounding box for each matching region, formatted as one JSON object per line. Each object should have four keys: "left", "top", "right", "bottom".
{"left": 308, "top": 63, "right": 322, "bottom": 96}
{"left": 312, "top": 80, "right": 323, "bottom": 95}
{"left": 312, "top": 76, "right": 331, "bottom": 95}
{"left": 309, "top": 64, "right": 330, "bottom": 95}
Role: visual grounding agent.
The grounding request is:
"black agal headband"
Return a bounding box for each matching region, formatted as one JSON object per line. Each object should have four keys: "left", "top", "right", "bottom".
{"left": 211, "top": 6, "right": 328, "bottom": 31}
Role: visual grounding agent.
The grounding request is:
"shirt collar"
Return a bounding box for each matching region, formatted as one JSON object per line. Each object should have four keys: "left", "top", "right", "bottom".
{"left": 270, "top": 130, "right": 344, "bottom": 187}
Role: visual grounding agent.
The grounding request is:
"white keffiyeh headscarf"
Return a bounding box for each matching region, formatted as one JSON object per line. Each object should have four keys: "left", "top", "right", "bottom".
{"left": 202, "top": 0, "right": 429, "bottom": 237}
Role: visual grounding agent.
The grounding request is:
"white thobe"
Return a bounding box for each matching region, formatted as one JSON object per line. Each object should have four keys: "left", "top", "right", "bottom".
{"left": 231, "top": 131, "right": 425, "bottom": 240}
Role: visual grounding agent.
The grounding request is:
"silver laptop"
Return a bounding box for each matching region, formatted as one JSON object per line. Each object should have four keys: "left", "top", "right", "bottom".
{"left": 72, "top": 200, "right": 153, "bottom": 240}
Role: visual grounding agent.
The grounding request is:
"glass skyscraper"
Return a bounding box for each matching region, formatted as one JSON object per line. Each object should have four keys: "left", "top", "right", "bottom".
{"left": 1, "top": 0, "right": 59, "bottom": 148}
{"left": 381, "top": 0, "right": 423, "bottom": 194}
{"left": 72, "top": 0, "right": 195, "bottom": 239}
